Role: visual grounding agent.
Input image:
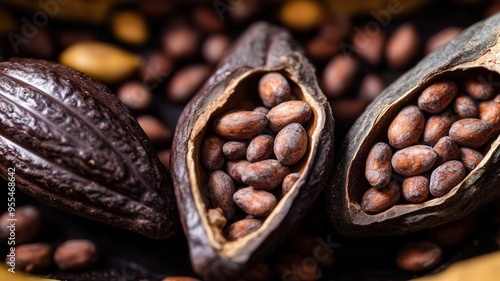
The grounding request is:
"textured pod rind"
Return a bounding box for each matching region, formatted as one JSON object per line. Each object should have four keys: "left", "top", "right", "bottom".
{"left": 327, "top": 14, "right": 500, "bottom": 237}
{"left": 171, "top": 22, "right": 334, "bottom": 280}
{"left": 0, "top": 59, "right": 178, "bottom": 239}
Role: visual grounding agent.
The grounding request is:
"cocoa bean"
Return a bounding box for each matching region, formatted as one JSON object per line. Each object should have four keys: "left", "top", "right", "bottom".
{"left": 365, "top": 142, "right": 392, "bottom": 188}
{"left": 459, "top": 147, "right": 484, "bottom": 172}
{"left": 258, "top": 72, "right": 291, "bottom": 108}
{"left": 226, "top": 218, "right": 263, "bottom": 241}
{"left": 418, "top": 81, "right": 458, "bottom": 113}
{"left": 392, "top": 145, "right": 438, "bottom": 176}
{"left": 361, "top": 181, "right": 401, "bottom": 214}
{"left": 223, "top": 141, "right": 248, "bottom": 160}
{"left": 402, "top": 176, "right": 430, "bottom": 203}
{"left": 214, "top": 111, "right": 268, "bottom": 140}
{"left": 54, "top": 240, "right": 98, "bottom": 270}
{"left": 267, "top": 100, "right": 312, "bottom": 132}
{"left": 233, "top": 187, "right": 277, "bottom": 217}
{"left": 396, "top": 241, "right": 442, "bottom": 272}
{"left": 388, "top": 105, "right": 425, "bottom": 149}
{"left": 247, "top": 134, "right": 274, "bottom": 162}
{"left": 201, "top": 135, "right": 225, "bottom": 171}
{"left": 208, "top": 171, "right": 236, "bottom": 219}
{"left": 282, "top": 173, "right": 300, "bottom": 195}
{"left": 433, "top": 136, "right": 460, "bottom": 166}
{"left": 423, "top": 110, "right": 456, "bottom": 146}
{"left": 453, "top": 95, "right": 478, "bottom": 118}
{"left": 449, "top": 118, "right": 494, "bottom": 148}
{"left": 274, "top": 123, "right": 308, "bottom": 166}
{"left": 430, "top": 160, "right": 466, "bottom": 197}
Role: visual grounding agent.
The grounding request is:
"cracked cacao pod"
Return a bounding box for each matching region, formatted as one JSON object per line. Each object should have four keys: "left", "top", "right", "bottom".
{"left": 171, "top": 22, "right": 334, "bottom": 280}
{"left": 0, "top": 58, "right": 178, "bottom": 239}
{"left": 327, "top": 14, "right": 500, "bottom": 237}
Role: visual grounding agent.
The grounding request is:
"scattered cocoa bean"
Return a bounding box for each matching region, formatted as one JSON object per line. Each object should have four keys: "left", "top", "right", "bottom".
{"left": 54, "top": 239, "right": 98, "bottom": 270}
{"left": 359, "top": 74, "right": 385, "bottom": 102}
{"left": 386, "top": 23, "right": 420, "bottom": 69}
{"left": 13, "top": 243, "right": 52, "bottom": 273}
{"left": 202, "top": 34, "right": 230, "bottom": 64}
{"left": 117, "top": 81, "right": 152, "bottom": 111}
{"left": 162, "top": 25, "right": 199, "bottom": 59}
{"left": 322, "top": 55, "right": 359, "bottom": 97}
{"left": 425, "top": 27, "right": 462, "bottom": 54}
{"left": 396, "top": 241, "right": 442, "bottom": 272}
{"left": 167, "top": 64, "right": 211, "bottom": 103}
{"left": 137, "top": 115, "right": 173, "bottom": 143}
{"left": 0, "top": 205, "right": 41, "bottom": 244}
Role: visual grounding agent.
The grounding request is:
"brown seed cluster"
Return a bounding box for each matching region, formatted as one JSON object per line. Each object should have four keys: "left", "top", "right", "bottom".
{"left": 362, "top": 78, "right": 499, "bottom": 214}
{"left": 201, "top": 72, "right": 311, "bottom": 240}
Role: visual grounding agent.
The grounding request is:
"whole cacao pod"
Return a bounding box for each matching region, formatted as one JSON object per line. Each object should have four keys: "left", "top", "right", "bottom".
{"left": 327, "top": 14, "right": 500, "bottom": 237}
{"left": 0, "top": 59, "right": 178, "bottom": 239}
{"left": 171, "top": 22, "right": 334, "bottom": 280}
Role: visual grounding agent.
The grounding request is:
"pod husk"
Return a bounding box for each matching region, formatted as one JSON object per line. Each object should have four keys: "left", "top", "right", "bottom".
{"left": 327, "top": 14, "right": 500, "bottom": 237}
{"left": 171, "top": 22, "right": 334, "bottom": 280}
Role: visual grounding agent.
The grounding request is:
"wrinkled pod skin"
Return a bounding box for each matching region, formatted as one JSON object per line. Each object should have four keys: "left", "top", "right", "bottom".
{"left": 327, "top": 14, "right": 500, "bottom": 237}
{"left": 0, "top": 59, "right": 178, "bottom": 239}
{"left": 171, "top": 22, "right": 334, "bottom": 280}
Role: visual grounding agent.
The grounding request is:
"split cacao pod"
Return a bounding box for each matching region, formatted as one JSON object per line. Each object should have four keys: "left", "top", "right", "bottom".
{"left": 0, "top": 59, "right": 178, "bottom": 239}
{"left": 171, "top": 22, "right": 334, "bottom": 280}
{"left": 327, "top": 14, "right": 500, "bottom": 237}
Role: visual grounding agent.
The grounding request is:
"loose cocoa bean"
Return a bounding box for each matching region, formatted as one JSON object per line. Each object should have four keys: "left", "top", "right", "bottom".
{"left": 396, "top": 241, "right": 442, "bottom": 272}
{"left": 238, "top": 159, "right": 290, "bottom": 190}
{"left": 306, "top": 36, "right": 339, "bottom": 61}
{"left": 202, "top": 34, "right": 230, "bottom": 64}
{"left": 361, "top": 181, "right": 401, "bottom": 214}
{"left": 464, "top": 77, "right": 494, "bottom": 100}
{"left": 352, "top": 24, "right": 385, "bottom": 65}
{"left": 233, "top": 187, "right": 277, "bottom": 217}
{"left": 459, "top": 147, "right": 484, "bottom": 172}
{"left": 276, "top": 254, "right": 323, "bottom": 281}
{"left": 418, "top": 81, "right": 458, "bottom": 113}
{"left": 392, "top": 145, "right": 438, "bottom": 176}
{"left": 0, "top": 205, "right": 41, "bottom": 244}
{"left": 267, "top": 100, "right": 312, "bottom": 132}
{"left": 13, "top": 243, "right": 52, "bottom": 273}
{"left": 388, "top": 105, "right": 425, "bottom": 149}
{"left": 214, "top": 111, "right": 268, "bottom": 140}
{"left": 162, "top": 25, "right": 199, "bottom": 59}
{"left": 137, "top": 115, "right": 173, "bottom": 143}
{"left": 258, "top": 72, "right": 291, "bottom": 108}
{"left": 282, "top": 172, "right": 300, "bottom": 195}
{"left": 429, "top": 215, "right": 476, "bottom": 247}
{"left": 117, "top": 81, "right": 152, "bottom": 111}
{"left": 247, "top": 134, "right": 274, "bottom": 162}
{"left": 140, "top": 52, "right": 172, "bottom": 84}
{"left": 54, "top": 240, "right": 98, "bottom": 270}
{"left": 208, "top": 171, "right": 236, "bottom": 219}
{"left": 433, "top": 136, "right": 460, "bottom": 166}
{"left": 167, "top": 64, "right": 211, "bottom": 103}
{"left": 425, "top": 27, "right": 462, "bottom": 54}
{"left": 201, "top": 135, "right": 225, "bottom": 171}
{"left": 430, "top": 160, "right": 466, "bottom": 197}
{"left": 453, "top": 95, "right": 478, "bottom": 118}
{"left": 193, "top": 6, "right": 225, "bottom": 33}
{"left": 291, "top": 232, "right": 335, "bottom": 268}
{"left": 359, "top": 74, "right": 385, "bottom": 102}
{"left": 322, "top": 55, "right": 359, "bottom": 97}
{"left": 402, "top": 176, "right": 430, "bottom": 203}
{"left": 386, "top": 23, "right": 420, "bottom": 69}
{"left": 423, "top": 110, "right": 456, "bottom": 146}
{"left": 449, "top": 118, "right": 494, "bottom": 148}
{"left": 226, "top": 218, "right": 263, "bottom": 241}
{"left": 274, "top": 123, "right": 308, "bottom": 166}
{"left": 365, "top": 142, "right": 392, "bottom": 188}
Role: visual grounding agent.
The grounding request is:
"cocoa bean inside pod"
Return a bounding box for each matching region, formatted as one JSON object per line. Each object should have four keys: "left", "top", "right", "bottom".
{"left": 0, "top": 58, "right": 178, "bottom": 239}
{"left": 327, "top": 14, "right": 500, "bottom": 237}
{"left": 171, "top": 22, "right": 334, "bottom": 280}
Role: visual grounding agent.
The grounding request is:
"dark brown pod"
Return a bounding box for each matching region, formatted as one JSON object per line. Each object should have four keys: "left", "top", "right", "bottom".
{"left": 171, "top": 22, "right": 334, "bottom": 280}
{"left": 0, "top": 59, "right": 178, "bottom": 239}
{"left": 327, "top": 15, "right": 500, "bottom": 237}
